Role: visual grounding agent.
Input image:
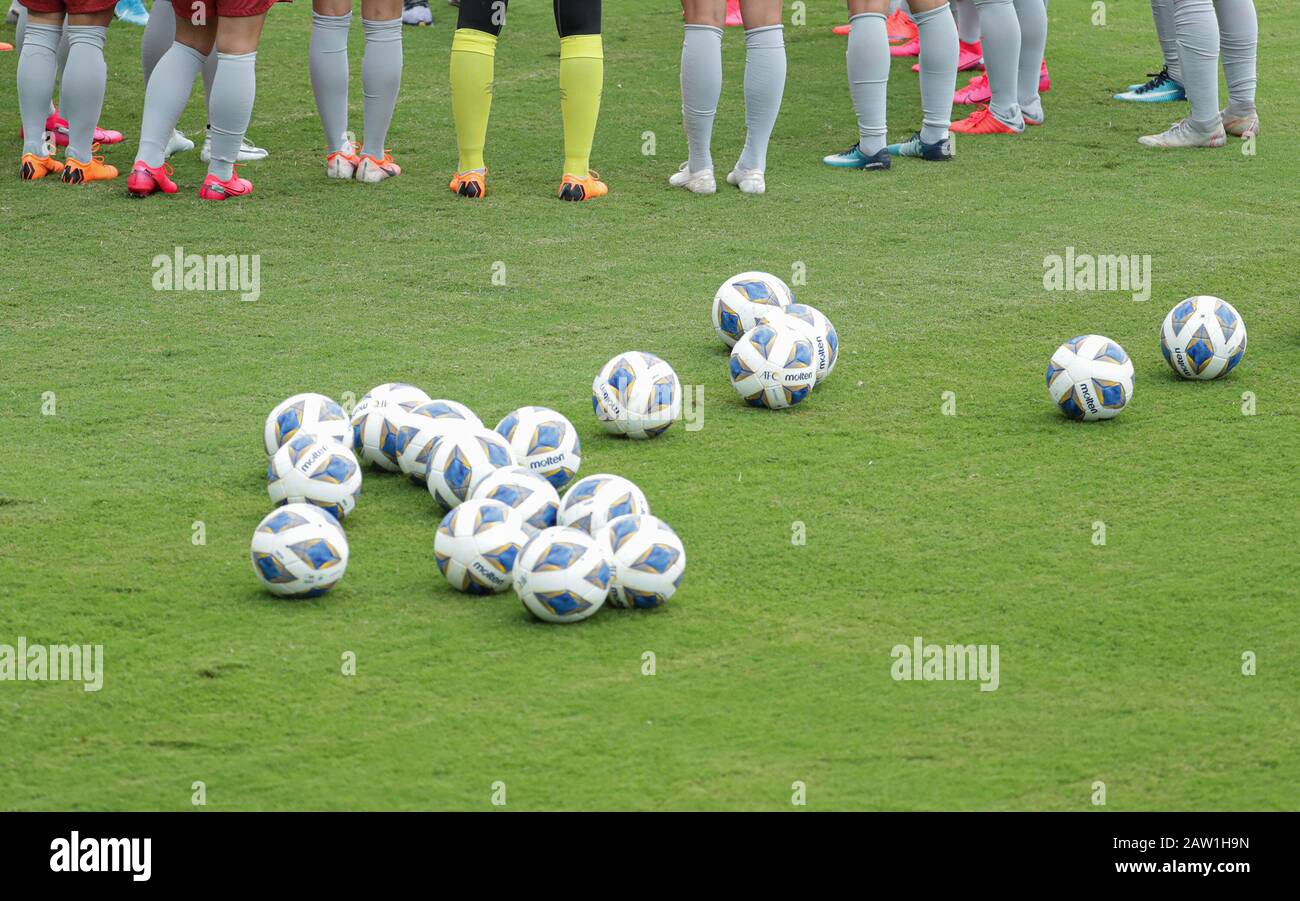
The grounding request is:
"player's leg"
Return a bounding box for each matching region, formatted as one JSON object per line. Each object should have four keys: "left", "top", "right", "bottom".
{"left": 824, "top": 0, "right": 889, "bottom": 171}
{"left": 1214, "top": 0, "right": 1257, "bottom": 136}
{"left": 199, "top": 44, "right": 268, "bottom": 162}
{"left": 1139, "top": 0, "right": 1224, "bottom": 147}
{"left": 671, "top": 0, "right": 723, "bottom": 194}
{"left": 727, "top": 0, "right": 784, "bottom": 194}
{"left": 401, "top": 0, "right": 430, "bottom": 25}
{"left": 448, "top": 0, "right": 504, "bottom": 198}
{"left": 59, "top": 5, "right": 117, "bottom": 183}
{"left": 889, "top": 0, "right": 920, "bottom": 55}
{"left": 952, "top": 0, "right": 1022, "bottom": 133}
{"left": 16, "top": 5, "right": 64, "bottom": 179}
{"left": 200, "top": 11, "right": 267, "bottom": 199}
{"left": 1116, "top": 0, "right": 1186, "bottom": 101}
{"left": 355, "top": 0, "right": 403, "bottom": 181}
{"left": 889, "top": 0, "right": 959, "bottom": 160}
{"left": 1014, "top": 0, "right": 1046, "bottom": 124}
{"left": 555, "top": 0, "right": 605, "bottom": 200}
{"left": 311, "top": 0, "right": 356, "bottom": 176}
{"left": 141, "top": 2, "right": 194, "bottom": 154}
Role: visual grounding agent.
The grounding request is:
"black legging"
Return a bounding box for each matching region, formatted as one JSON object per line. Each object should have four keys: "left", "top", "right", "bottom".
{"left": 457, "top": 0, "right": 602, "bottom": 38}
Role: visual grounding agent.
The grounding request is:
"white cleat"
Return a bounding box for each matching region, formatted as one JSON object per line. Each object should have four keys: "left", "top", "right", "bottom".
{"left": 326, "top": 140, "right": 359, "bottom": 180}
{"left": 164, "top": 129, "right": 195, "bottom": 158}
{"left": 200, "top": 133, "right": 270, "bottom": 163}
{"left": 355, "top": 152, "right": 402, "bottom": 183}
{"left": 726, "top": 166, "right": 766, "bottom": 195}
{"left": 668, "top": 161, "right": 716, "bottom": 195}
{"left": 1137, "top": 118, "right": 1227, "bottom": 149}
{"left": 1220, "top": 107, "right": 1259, "bottom": 138}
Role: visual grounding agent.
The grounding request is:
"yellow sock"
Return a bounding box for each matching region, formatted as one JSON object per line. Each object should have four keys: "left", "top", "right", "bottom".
{"left": 450, "top": 28, "right": 497, "bottom": 172}
{"left": 559, "top": 34, "right": 604, "bottom": 177}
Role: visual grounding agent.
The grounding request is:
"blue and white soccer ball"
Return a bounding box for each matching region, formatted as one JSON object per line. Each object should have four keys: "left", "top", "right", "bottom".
{"left": 250, "top": 503, "right": 349, "bottom": 598}
{"left": 1046, "top": 334, "right": 1135, "bottom": 421}
{"left": 425, "top": 426, "right": 517, "bottom": 509}
{"left": 711, "top": 270, "right": 795, "bottom": 348}
{"left": 263, "top": 392, "right": 351, "bottom": 455}
{"left": 559, "top": 473, "right": 651, "bottom": 535}
{"left": 471, "top": 465, "right": 561, "bottom": 534}
{"left": 773, "top": 303, "right": 839, "bottom": 384}
{"left": 513, "top": 526, "right": 612, "bottom": 624}
{"left": 728, "top": 321, "right": 817, "bottom": 409}
{"left": 351, "top": 382, "right": 431, "bottom": 471}
{"left": 597, "top": 514, "right": 686, "bottom": 610}
{"left": 434, "top": 499, "right": 530, "bottom": 595}
{"left": 1160, "top": 296, "right": 1247, "bottom": 380}
{"left": 592, "top": 352, "right": 682, "bottom": 439}
{"left": 267, "top": 433, "right": 363, "bottom": 521}
{"left": 495, "top": 406, "right": 582, "bottom": 489}
{"left": 395, "top": 400, "right": 482, "bottom": 482}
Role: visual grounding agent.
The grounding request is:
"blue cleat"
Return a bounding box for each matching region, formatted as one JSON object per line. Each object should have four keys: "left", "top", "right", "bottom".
{"left": 822, "top": 142, "right": 891, "bottom": 171}
{"left": 113, "top": 0, "right": 148, "bottom": 25}
{"left": 885, "top": 131, "right": 955, "bottom": 161}
{"left": 1114, "top": 67, "right": 1186, "bottom": 103}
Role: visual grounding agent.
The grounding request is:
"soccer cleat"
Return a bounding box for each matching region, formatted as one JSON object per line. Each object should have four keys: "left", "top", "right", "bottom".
{"left": 19, "top": 153, "right": 64, "bottom": 180}
{"left": 1137, "top": 118, "right": 1227, "bottom": 149}
{"left": 886, "top": 9, "right": 917, "bottom": 43}
{"left": 41, "top": 113, "right": 123, "bottom": 146}
{"left": 0, "top": 42, "right": 12, "bottom": 52}
{"left": 61, "top": 150, "right": 119, "bottom": 184}
{"left": 1114, "top": 67, "right": 1185, "bottom": 103}
{"left": 725, "top": 166, "right": 766, "bottom": 194}
{"left": 914, "top": 39, "right": 981, "bottom": 73}
{"left": 1023, "top": 110, "right": 1044, "bottom": 127}
{"left": 822, "top": 142, "right": 890, "bottom": 171}
{"left": 198, "top": 170, "right": 254, "bottom": 200}
{"left": 449, "top": 167, "right": 487, "bottom": 198}
{"left": 126, "top": 160, "right": 178, "bottom": 197}
{"left": 1040, "top": 59, "right": 1051, "bottom": 93}
{"left": 668, "top": 161, "right": 716, "bottom": 194}
{"left": 885, "top": 132, "right": 954, "bottom": 161}
{"left": 832, "top": 24, "right": 849, "bottom": 36}
{"left": 165, "top": 129, "right": 195, "bottom": 157}
{"left": 954, "top": 73, "right": 990, "bottom": 105}
{"left": 558, "top": 170, "right": 608, "bottom": 201}
{"left": 890, "top": 37, "right": 919, "bottom": 58}
{"left": 402, "top": 0, "right": 432, "bottom": 25}
{"left": 725, "top": 0, "right": 741, "bottom": 27}
{"left": 355, "top": 151, "right": 402, "bottom": 183}
{"left": 326, "top": 140, "right": 360, "bottom": 179}
{"left": 201, "top": 133, "right": 269, "bottom": 163}
{"left": 1220, "top": 107, "right": 1259, "bottom": 138}
{"left": 950, "top": 105, "right": 1024, "bottom": 135}
{"left": 114, "top": 0, "right": 149, "bottom": 25}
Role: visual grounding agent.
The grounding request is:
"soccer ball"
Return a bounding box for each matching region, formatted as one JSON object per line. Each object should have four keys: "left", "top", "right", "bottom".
{"left": 434, "top": 499, "right": 530, "bottom": 595}
{"left": 728, "top": 321, "right": 816, "bottom": 409}
{"left": 266, "top": 433, "right": 363, "bottom": 522}
{"left": 591, "top": 352, "right": 682, "bottom": 439}
{"left": 597, "top": 514, "right": 686, "bottom": 610}
{"left": 263, "top": 392, "right": 350, "bottom": 455}
{"left": 426, "top": 426, "right": 517, "bottom": 509}
{"left": 250, "top": 503, "right": 349, "bottom": 598}
{"left": 513, "top": 526, "right": 612, "bottom": 624}
{"left": 1160, "top": 296, "right": 1247, "bottom": 380}
{"left": 711, "top": 271, "right": 795, "bottom": 347}
{"left": 351, "top": 382, "right": 431, "bottom": 471}
{"left": 773, "top": 303, "right": 839, "bottom": 383}
{"left": 559, "top": 473, "right": 650, "bottom": 534}
{"left": 395, "top": 400, "right": 482, "bottom": 482}
{"left": 495, "top": 406, "right": 582, "bottom": 488}
{"left": 1046, "top": 335, "right": 1135, "bottom": 421}
{"left": 471, "top": 466, "right": 561, "bottom": 534}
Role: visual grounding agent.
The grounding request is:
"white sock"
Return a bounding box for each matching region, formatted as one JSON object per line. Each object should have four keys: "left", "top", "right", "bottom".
{"left": 973, "top": 0, "right": 1022, "bottom": 126}
{"left": 680, "top": 24, "right": 723, "bottom": 174}
{"left": 137, "top": 42, "right": 206, "bottom": 168}
{"left": 1149, "top": 0, "right": 1182, "bottom": 82}
{"left": 310, "top": 11, "right": 352, "bottom": 153}
{"left": 736, "top": 25, "right": 786, "bottom": 173}
{"left": 1172, "top": 0, "right": 1220, "bottom": 131}
{"left": 60, "top": 25, "right": 107, "bottom": 164}
{"left": 1014, "top": 0, "right": 1047, "bottom": 119}
{"left": 1214, "top": 0, "right": 1256, "bottom": 115}
{"left": 207, "top": 51, "right": 257, "bottom": 180}
{"left": 360, "top": 17, "right": 403, "bottom": 159}
{"left": 17, "top": 22, "right": 60, "bottom": 157}
{"left": 847, "top": 13, "right": 889, "bottom": 155}
{"left": 916, "top": 4, "right": 959, "bottom": 143}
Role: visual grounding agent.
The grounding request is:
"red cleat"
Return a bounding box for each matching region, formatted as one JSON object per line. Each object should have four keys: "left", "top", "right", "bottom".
{"left": 832, "top": 23, "right": 849, "bottom": 36}
{"left": 890, "top": 37, "right": 919, "bottom": 58}
{"left": 127, "top": 160, "right": 178, "bottom": 197}
{"left": 950, "top": 105, "right": 1023, "bottom": 135}
{"left": 914, "top": 39, "right": 982, "bottom": 73}
{"left": 955, "top": 72, "right": 990, "bottom": 105}
{"left": 1040, "top": 59, "right": 1051, "bottom": 93}
{"left": 886, "top": 9, "right": 917, "bottom": 43}
{"left": 198, "top": 170, "right": 254, "bottom": 201}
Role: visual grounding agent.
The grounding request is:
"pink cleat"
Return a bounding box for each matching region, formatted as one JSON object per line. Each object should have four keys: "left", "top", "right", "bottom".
{"left": 1040, "top": 59, "right": 1051, "bottom": 94}
{"left": 198, "top": 170, "right": 253, "bottom": 201}
{"left": 725, "top": 0, "right": 742, "bottom": 27}
{"left": 890, "top": 37, "right": 919, "bottom": 57}
{"left": 915, "top": 39, "right": 982, "bottom": 73}
{"left": 954, "top": 73, "right": 990, "bottom": 105}
{"left": 127, "top": 160, "right": 178, "bottom": 197}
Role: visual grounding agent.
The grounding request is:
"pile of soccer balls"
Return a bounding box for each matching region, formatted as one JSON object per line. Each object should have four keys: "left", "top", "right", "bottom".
{"left": 1047, "top": 295, "right": 1248, "bottom": 421}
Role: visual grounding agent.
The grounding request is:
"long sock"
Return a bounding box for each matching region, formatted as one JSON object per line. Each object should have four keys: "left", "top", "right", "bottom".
{"left": 1172, "top": 0, "right": 1219, "bottom": 130}
{"left": 207, "top": 51, "right": 256, "bottom": 180}
{"left": 142, "top": 0, "right": 176, "bottom": 87}
{"left": 136, "top": 42, "right": 205, "bottom": 167}
{"left": 558, "top": 33, "right": 603, "bottom": 176}
{"left": 1150, "top": 0, "right": 1181, "bottom": 82}
{"left": 915, "top": 5, "right": 958, "bottom": 142}
{"left": 61, "top": 25, "right": 107, "bottom": 164}
{"left": 846, "top": 13, "right": 888, "bottom": 155}
{"left": 14, "top": 3, "right": 25, "bottom": 55}
{"left": 952, "top": 0, "right": 981, "bottom": 44}
{"left": 361, "top": 17, "right": 403, "bottom": 158}
{"left": 972, "top": 0, "right": 1021, "bottom": 126}
{"left": 449, "top": 28, "right": 496, "bottom": 171}
{"left": 1214, "top": 0, "right": 1257, "bottom": 116}
{"left": 680, "top": 24, "right": 722, "bottom": 174}
{"left": 310, "top": 11, "right": 352, "bottom": 153}
{"left": 53, "top": 22, "right": 68, "bottom": 114}
{"left": 203, "top": 47, "right": 217, "bottom": 123}
{"left": 1013, "top": 0, "right": 1047, "bottom": 119}
{"left": 737, "top": 25, "right": 785, "bottom": 172}
{"left": 17, "top": 22, "right": 60, "bottom": 156}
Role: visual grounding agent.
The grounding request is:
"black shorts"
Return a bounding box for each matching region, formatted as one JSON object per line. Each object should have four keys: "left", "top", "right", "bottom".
{"left": 456, "top": 0, "right": 601, "bottom": 38}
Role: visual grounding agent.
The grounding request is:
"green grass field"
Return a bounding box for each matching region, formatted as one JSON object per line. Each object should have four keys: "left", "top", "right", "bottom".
{"left": 2, "top": 1, "right": 1297, "bottom": 811}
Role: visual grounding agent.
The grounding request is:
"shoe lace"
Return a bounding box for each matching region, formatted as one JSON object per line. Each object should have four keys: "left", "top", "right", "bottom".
{"left": 1135, "top": 67, "right": 1171, "bottom": 94}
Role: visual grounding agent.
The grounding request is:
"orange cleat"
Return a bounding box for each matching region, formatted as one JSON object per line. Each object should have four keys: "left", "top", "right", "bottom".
{"left": 198, "top": 170, "right": 253, "bottom": 201}
{"left": 832, "top": 23, "right": 849, "bottom": 36}
{"left": 355, "top": 151, "right": 401, "bottom": 183}
{"left": 558, "top": 170, "right": 608, "bottom": 202}
{"left": 886, "top": 9, "right": 918, "bottom": 44}
{"left": 19, "top": 153, "right": 64, "bottom": 181}
{"left": 61, "top": 148, "right": 118, "bottom": 184}
{"left": 1, "top": 42, "right": 13, "bottom": 52}
{"left": 449, "top": 167, "right": 487, "bottom": 199}
{"left": 127, "top": 160, "right": 178, "bottom": 197}
{"left": 949, "top": 105, "right": 1024, "bottom": 135}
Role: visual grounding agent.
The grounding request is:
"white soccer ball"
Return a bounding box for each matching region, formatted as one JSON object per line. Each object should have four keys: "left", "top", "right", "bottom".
{"left": 772, "top": 303, "right": 839, "bottom": 383}
{"left": 728, "top": 321, "right": 817, "bottom": 409}
{"left": 597, "top": 514, "right": 686, "bottom": 610}
{"left": 559, "top": 473, "right": 651, "bottom": 535}
{"left": 263, "top": 392, "right": 351, "bottom": 455}
{"left": 426, "top": 426, "right": 517, "bottom": 509}
{"left": 513, "top": 526, "right": 612, "bottom": 624}
{"left": 591, "top": 352, "right": 682, "bottom": 439}
{"left": 1160, "top": 295, "right": 1247, "bottom": 380}
{"left": 350, "top": 382, "right": 431, "bottom": 470}
{"left": 494, "top": 406, "right": 582, "bottom": 489}
{"left": 711, "top": 270, "right": 795, "bottom": 347}
{"left": 250, "top": 503, "right": 349, "bottom": 598}
{"left": 471, "top": 465, "right": 561, "bottom": 534}
{"left": 266, "top": 433, "right": 363, "bottom": 522}
{"left": 434, "top": 499, "right": 530, "bottom": 595}
{"left": 395, "top": 400, "right": 482, "bottom": 482}
{"left": 1046, "top": 334, "right": 1135, "bottom": 421}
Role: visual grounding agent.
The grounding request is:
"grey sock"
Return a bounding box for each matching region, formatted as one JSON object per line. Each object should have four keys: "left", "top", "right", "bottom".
{"left": 207, "top": 51, "right": 257, "bottom": 180}
{"left": 680, "top": 24, "right": 722, "bottom": 173}
{"left": 203, "top": 47, "right": 217, "bottom": 123}
{"left": 137, "top": 41, "right": 206, "bottom": 168}
{"left": 17, "top": 22, "right": 60, "bottom": 156}
{"left": 1172, "top": 0, "right": 1219, "bottom": 130}
{"left": 1214, "top": 0, "right": 1256, "bottom": 115}
{"left": 846, "top": 13, "right": 888, "bottom": 155}
{"left": 737, "top": 24, "right": 786, "bottom": 173}
{"left": 972, "top": 0, "right": 1022, "bottom": 126}
{"left": 953, "top": 0, "right": 981, "bottom": 45}
{"left": 142, "top": 0, "right": 176, "bottom": 87}
{"left": 310, "top": 11, "right": 352, "bottom": 153}
{"left": 360, "top": 17, "right": 402, "bottom": 158}
{"left": 14, "top": 3, "right": 24, "bottom": 56}
{"left": 916, "top": 4, "right": 958, "bottom": 143}
{"left": 1150, "top": 0, "right": 1181, "bottom": 82}
{"left": 1013, "top": 0, "right": 1047, "bottom": 119}
{"left": 61, "top": 25, "right": 107, "bottom": 164}
{"left": 54, "top": 20, "right": 68, "bottom": 114}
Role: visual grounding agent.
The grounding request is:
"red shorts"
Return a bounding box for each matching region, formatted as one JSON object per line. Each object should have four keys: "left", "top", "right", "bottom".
{"left": 20, "top": 0, "right": 117, "bottom": 14}
{"left": 171, "top": 0, "right": 287, "bottom": 19}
